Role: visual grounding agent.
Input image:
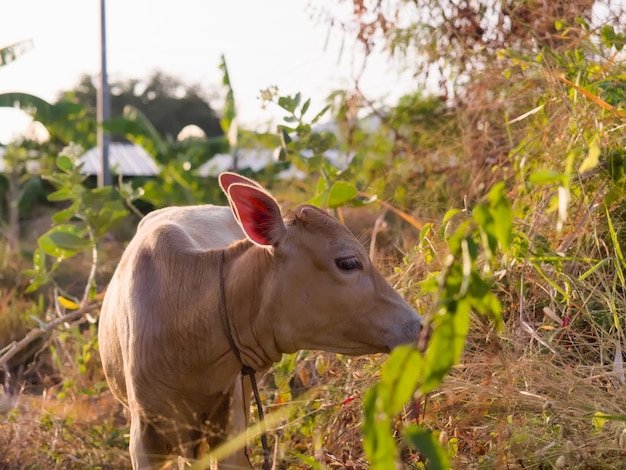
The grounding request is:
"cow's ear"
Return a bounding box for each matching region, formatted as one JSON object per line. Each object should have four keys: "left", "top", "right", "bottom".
{"left": 219, "top": 172, "right": 263, "bottom": 195}
{"left": 219, "top": 172, "right": 264, "bottom": 223}
{"left": 227, "top": 183, "right": 285, "bottom": 247}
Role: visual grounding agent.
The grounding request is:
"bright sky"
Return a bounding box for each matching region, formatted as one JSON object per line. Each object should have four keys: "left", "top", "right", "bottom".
{"left": 0, "top": 0, "right": 417, "bottom": 144}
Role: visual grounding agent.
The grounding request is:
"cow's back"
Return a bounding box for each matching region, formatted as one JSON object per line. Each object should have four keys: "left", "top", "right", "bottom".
{"left": 136, "top": 204, "right": 244, "bottom": 249}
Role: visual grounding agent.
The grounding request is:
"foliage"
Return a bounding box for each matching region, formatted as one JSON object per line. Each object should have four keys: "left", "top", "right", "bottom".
{"left": 0, "top": 92, "right": 93, "bottom": 149}
{"left": 22, "top": 144, "right": 139, "bottom": 303}
{"left": 0, "top": 39, "right": 33, "bottom": 67}
{"left": 362, "top": 184, "right": 508, "bottom": 469}
{"left": 0, "top": 144, "right": 46, "bottom": 253}
{"left": 322, "top": 0, "right": 624, "bottom": 91}
{"left": 69, "top": 71, "right": 223, "bottom": 140}
{"left": 264, "top": 88, "right": 376, "bottom": 211}
{"left": 103, "top": 103, "right": 228, "bottom": 207}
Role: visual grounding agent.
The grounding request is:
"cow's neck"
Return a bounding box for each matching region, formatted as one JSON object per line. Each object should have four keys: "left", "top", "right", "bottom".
{"left": 221, "top": 240, "right": 283, "bottom": 372}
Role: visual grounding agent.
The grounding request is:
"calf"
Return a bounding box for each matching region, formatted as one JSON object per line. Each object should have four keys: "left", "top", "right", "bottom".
{"left": 98, "top": 172, "right": 422, "bottom": 469}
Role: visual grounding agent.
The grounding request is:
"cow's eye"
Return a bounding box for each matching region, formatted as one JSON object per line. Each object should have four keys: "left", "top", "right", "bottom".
{"left": 335, "top": 256, "right": 363, "bottom": 272}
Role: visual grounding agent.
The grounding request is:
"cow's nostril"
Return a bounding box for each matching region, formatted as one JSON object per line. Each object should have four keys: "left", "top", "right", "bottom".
{"left": 402, "top": 319, "right": 422, "bottom": 339}
{"left": 416, "top": 323, "right": 431, "bottom": 353}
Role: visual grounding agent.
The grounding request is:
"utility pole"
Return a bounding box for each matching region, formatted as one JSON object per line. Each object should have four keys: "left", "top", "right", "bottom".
{"left": 97, "top": 0, "right": 111, "bottom": 187}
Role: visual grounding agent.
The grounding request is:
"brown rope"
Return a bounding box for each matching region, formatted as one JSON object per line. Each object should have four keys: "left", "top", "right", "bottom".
{"left": 218, "top": 250, "right": 271, "bottom": 470}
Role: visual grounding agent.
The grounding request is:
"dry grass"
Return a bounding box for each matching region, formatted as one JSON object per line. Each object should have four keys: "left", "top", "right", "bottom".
{"left": 1, "top": 326, "right": 623, "bottom": 469}
{"left": 0, "top": 389, "right": 130, "bottom": 469}
{"left": 240, "top": 321, "right": 624, "bottom": 469}
{"left": 430, "top": 325, "right": 626, "bottom": 469}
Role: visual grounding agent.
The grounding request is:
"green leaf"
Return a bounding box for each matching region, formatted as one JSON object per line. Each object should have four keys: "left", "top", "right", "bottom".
{"left": 278, "top": 96, "right": 297, "bottom": 113}
{"left": 419, "top": 223, "right": 433, "bottom": 244}
{"left": 404, "top": 426, "right": 451, "bottom": 470}
{"left": 23, "top": 248, "right": 50, "bottom": 293}
{"left": 47, "top": 188, "right": 74, "bottom": 202}
{"left": 305, "top": 154, "right": 324, "bottom": 172}
{"left": 24, "top": 272, "right": 48, "bottom": 293}
{"left": 488, "top": 184, "right": 513, "bottom": 252}
{"left": 473, "top": 205, "right": 497, "bottom": 255}
{"left": 578, "top": 258, "right": 610, "bottom": 281}
{"left": 219, "top": 54, "right": 236, "bottom": 133}
{"left": 56, "top": 155, "right": 74, "bottom": 172}
{"left": 601, "top": 25, "right": 616, "bottom": 48}
{"left": 279, "top": 126, "right": 292, "bottom": 145}
{"left": 447, "top": 437, "right": 459, "bottom": 459}
{"left": 52, "top": 202, "right": 80, "bottom": 224}
{"left": 442, "top": 208, "right": 462, "bottom": 224}
{"left": 0, "top": 39, "right": 34, "bottom": 67}
{"left": 0, "top": 91, "right": 49, "bottom": 114}
{"left": 38, "top": 225, "right": 89, "bottom": 258}
{"left": 49, "top": 231, "right": 90, "bottom": 251}
{"left": 122, "top": 105, "right": 168, "bottom": 156}
{"left": 592, "top": 412, "right": 610, "bottom": 431}
{"left": 311, "top": 104, "right": 331, "bottom": 124}
{"left": 363, "top": 384, "right": 398, "bottom": 470}
{"left": 578, "top": 141, "right": 601, "bottom": 174}
{"left": 92, "top": 200, "right": 129, "bottom": 235}
{"left": 301, "top": 98, "right": 311, "bottom": 116}
{"left": 33, "top": 247, "right": 46, "bottom": 271}
{"left": 445, "top": 219, "right": 471, "bottom": 256}
{"left": 378, "top": 345, "right": 423, "bottom": 415}
{"left": 327, "top": 181, "right": 358, "bottom": 208}
{"left": 529, "top": 169, "right": 565, "bottom": 185}
{"left": 470, "top": 286, "right": 504, "bottom": 329}
{"left": 421, "top": 299, "right": 471, "bottom": 394}
{"left": 493, "top": 201, "right": 512, "bottom": 252}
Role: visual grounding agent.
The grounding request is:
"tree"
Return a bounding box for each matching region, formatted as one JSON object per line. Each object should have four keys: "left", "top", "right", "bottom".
{"left": 311, "top": 0, "right": 626, "bottom": 202}
{"left": 68, "top": 71, "right": 223, "bottom": 141}
{"left": 0, "top": 39, "right": 33, "bottom": 67}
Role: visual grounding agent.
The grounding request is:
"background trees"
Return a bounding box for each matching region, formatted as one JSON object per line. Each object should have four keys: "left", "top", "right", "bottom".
{"left": 69, "top": 71, "right": 223, "bottom": 141}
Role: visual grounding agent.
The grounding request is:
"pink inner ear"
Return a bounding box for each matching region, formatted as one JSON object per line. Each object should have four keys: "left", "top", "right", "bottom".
{"left": 219, "top": 172, "right": 265, "bottom": 223}
{"left": 227, "top": 183, "right": 285, "bottom": 247}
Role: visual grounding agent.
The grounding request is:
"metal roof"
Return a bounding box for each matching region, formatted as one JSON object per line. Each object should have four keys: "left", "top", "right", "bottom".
{"left": 197, "top": 149, "right": 276, "bottom": 177}
{"left": 79, "top": 142, "right": 160, "bottom": 176}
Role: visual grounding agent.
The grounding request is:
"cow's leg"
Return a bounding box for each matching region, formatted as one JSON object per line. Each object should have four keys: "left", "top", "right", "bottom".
{"left": 129, "top": 413, "right": 170, "bottom": 469}
{"left": 206, "top": 377, "right": 252, "bottom": 469}
{"left": 229, "top": 377, "right": 253, "bottom": 468}
{"left": 174, "top": 426, "right": 205, "bottom": 469}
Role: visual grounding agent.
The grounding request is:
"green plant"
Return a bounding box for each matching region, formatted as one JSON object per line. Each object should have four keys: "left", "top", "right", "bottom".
{"left": 362, "top": 183, "right": 508, "bottom": 469}
{"left": 23, "top": 144, "right": 138, "bottom": 303}
{"left": 0, "top": 144, "right": 44, "bottom": 255}
{"left": 265, "top": 90, "right": 368, "bottom": 211}
{"left": 0, "top": 39, "right": 33, "bottom": 67}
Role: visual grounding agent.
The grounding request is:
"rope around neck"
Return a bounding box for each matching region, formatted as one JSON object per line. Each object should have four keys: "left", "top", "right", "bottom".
{"left": 218, "top": 250, "right": 271, "bottom": 470}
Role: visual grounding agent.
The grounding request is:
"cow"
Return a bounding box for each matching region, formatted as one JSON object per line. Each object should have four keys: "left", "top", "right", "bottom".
{"left": 98, "top": 172, "right": 422, "bottom": 469}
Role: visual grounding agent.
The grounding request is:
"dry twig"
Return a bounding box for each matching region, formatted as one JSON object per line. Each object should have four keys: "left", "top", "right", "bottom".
{"left": 0, "top": 302, "right": 100, "bottom": 369}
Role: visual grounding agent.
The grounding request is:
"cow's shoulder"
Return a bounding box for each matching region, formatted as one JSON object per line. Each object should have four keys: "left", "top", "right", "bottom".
{"left": 137, "top": 205, "right": 243, "bottom": 250}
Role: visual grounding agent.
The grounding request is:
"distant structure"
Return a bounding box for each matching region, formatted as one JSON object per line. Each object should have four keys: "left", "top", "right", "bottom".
{"left": 79, "top": 142, "right": 159, "bottom": 177}
{"left": 98, "top": 0, "right": 111, "bottom": 186}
